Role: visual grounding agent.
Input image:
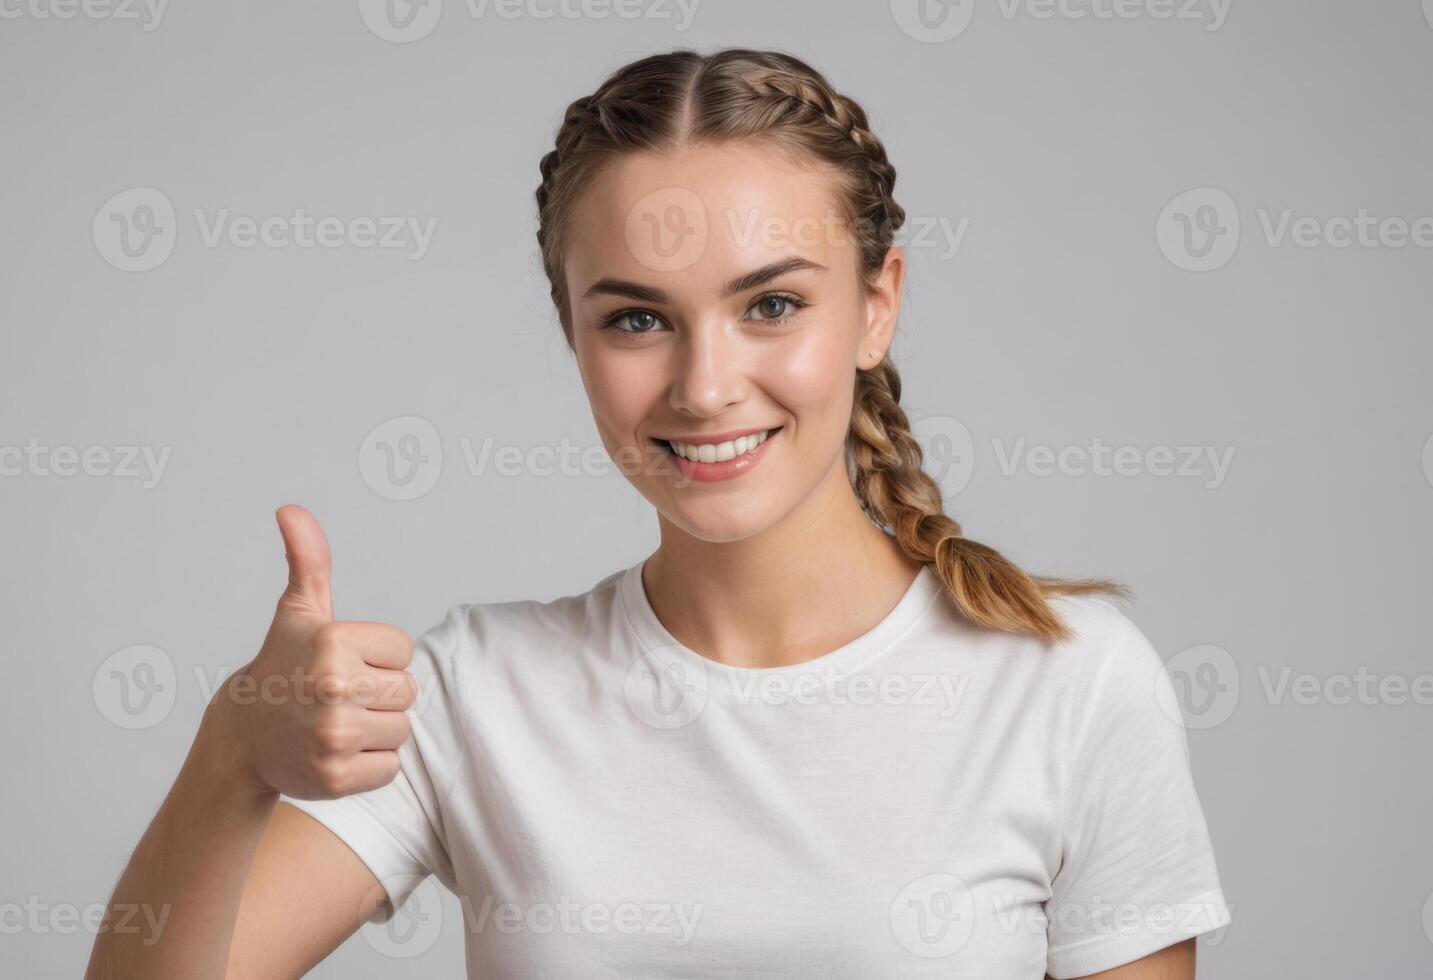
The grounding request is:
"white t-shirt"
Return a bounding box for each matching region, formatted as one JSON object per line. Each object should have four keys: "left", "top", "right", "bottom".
{"left": 282, "top": 558, "right": 1231, "bottom": 978}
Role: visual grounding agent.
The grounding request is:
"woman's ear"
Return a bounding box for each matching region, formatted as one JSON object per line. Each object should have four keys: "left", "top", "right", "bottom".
{"left": 860, "top": 245, "right": 906, "bottom": 369}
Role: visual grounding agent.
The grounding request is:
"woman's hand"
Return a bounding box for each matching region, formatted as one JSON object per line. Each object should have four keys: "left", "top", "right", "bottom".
{"left": 203, "top": 504, "right": 418, "bottom": 801}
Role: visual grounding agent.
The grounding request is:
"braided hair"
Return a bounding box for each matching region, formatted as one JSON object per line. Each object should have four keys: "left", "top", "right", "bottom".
{"left": 535, "top": 47, "right": 1127, "bottom": 643}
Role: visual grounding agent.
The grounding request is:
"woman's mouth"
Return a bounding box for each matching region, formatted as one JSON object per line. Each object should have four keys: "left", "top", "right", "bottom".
{"left": 649, "top": 426, "right": 784, "bottom": 483}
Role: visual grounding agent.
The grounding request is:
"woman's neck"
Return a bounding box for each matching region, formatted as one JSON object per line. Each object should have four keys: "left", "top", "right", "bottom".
{"left": 643, "top": 463, "right": 926, "bottom": 670}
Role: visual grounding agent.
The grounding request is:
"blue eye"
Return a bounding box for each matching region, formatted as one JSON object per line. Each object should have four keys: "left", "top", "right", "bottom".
{"left": 602, "top": 310, "right": 668, "bottom": 333}
{"left": 599, "top": 293, "right": 808, "bottom": 333}
{"left": 745, "top": 293, "right": 807, "bottom": 322}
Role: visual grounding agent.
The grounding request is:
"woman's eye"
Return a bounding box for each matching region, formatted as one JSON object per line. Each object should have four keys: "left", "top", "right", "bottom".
{"left": 601, "top": 295, "right": 806, "bottom": 333}
{"left": 746, "top": 294, "right": 806, "bottom": 322}
{"left": 603, "top": 310, "right": 667, "bottom": 333}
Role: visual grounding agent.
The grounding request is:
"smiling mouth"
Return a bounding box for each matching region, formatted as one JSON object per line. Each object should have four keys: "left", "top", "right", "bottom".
{"left": 651, "top": 426, "right": 784, "bottom": 463}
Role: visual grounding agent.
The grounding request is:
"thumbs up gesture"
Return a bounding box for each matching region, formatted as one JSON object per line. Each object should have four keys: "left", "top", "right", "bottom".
{"left": 205, "top": 505, "right": 418, "bottom": 800}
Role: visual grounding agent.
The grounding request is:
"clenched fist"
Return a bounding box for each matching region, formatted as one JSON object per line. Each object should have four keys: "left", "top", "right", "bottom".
{"left": 204, "top": 504, "right": 418, "bottom": 800}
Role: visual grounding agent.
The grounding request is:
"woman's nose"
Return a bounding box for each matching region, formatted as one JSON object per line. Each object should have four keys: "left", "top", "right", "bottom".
{"left": 667, "top": 320, "right": 746, "bottom": 420}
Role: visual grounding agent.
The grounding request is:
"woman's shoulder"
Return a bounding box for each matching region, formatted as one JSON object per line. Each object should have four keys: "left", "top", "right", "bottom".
{"left": 409, "top": 562, "right": 633, "bottom": 675}
{"left": 1036, "top": 592, "right": 1183, "bottom": 726}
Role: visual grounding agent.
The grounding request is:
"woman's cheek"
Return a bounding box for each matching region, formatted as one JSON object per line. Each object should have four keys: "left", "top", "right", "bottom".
{"left": 767, "top": 325, "right": 858, "bottom": 437}
{"left": 584, "top": 348, "right": 655, "bottom": 437}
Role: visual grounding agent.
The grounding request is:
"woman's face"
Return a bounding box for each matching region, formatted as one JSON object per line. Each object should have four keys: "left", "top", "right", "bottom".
{"left": 563, "top": 141, "right": 903, "bottom": 543}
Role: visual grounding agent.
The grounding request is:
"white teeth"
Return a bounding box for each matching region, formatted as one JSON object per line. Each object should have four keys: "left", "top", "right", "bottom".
{"left": 669, "top": 428, "right": 771, "bottom": 462}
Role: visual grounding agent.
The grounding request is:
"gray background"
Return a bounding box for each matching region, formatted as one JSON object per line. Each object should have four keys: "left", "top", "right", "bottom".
{"left": 2, "top": 0, "right": 1430, "bottom": 975}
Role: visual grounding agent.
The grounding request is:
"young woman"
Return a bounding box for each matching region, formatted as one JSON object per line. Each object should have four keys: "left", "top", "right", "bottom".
{"left": 88, "top": 48, "right": 1230, "bottom": 979}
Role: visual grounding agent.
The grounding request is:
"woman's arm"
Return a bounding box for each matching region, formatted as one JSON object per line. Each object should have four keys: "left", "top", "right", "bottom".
{"left": 83, "top": 721, "right": 383, "bottom": 978}
{"left": 85, "top": 505, "right": 417, "bottom": 978}
{"left": 225, "top": 802, "right": 388, "bottom": 977}
{"left": 1052, "top": 937, "right": 1195, "bottom": 980}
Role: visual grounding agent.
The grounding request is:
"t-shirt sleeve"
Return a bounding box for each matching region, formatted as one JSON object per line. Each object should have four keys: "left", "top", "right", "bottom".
{"left": 1044, "top": 608, "right": 1232, "bottom": 978}
{"left": 279, "top": 604, "right": 468, "bottom": 922}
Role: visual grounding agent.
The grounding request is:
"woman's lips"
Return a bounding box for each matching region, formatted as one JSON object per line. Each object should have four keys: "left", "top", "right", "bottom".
{"left": 653, "top": 426, "right": 783, "bottom": 484}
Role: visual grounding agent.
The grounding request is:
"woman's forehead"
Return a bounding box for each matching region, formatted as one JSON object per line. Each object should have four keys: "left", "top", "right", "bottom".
{"left": 564, "top": 143, "right": 854, "bottom": 295}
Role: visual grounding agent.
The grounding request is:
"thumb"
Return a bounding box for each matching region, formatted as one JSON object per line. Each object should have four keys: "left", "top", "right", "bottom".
{"left": 275, "top": 503, "right": 333, "bottom": 621}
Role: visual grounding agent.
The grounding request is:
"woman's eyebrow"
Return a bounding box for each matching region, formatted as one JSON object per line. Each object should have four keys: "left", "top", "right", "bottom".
{"left": 721, "top": 256, "right": 828, "bottom": 297}
{"left": 582, "top": 256, "right": 828, "bottom": 304}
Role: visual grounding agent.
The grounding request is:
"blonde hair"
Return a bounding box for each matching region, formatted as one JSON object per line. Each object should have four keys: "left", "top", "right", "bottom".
{"left": 535, "top": 47, "right": 1128, "bottom": 643}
